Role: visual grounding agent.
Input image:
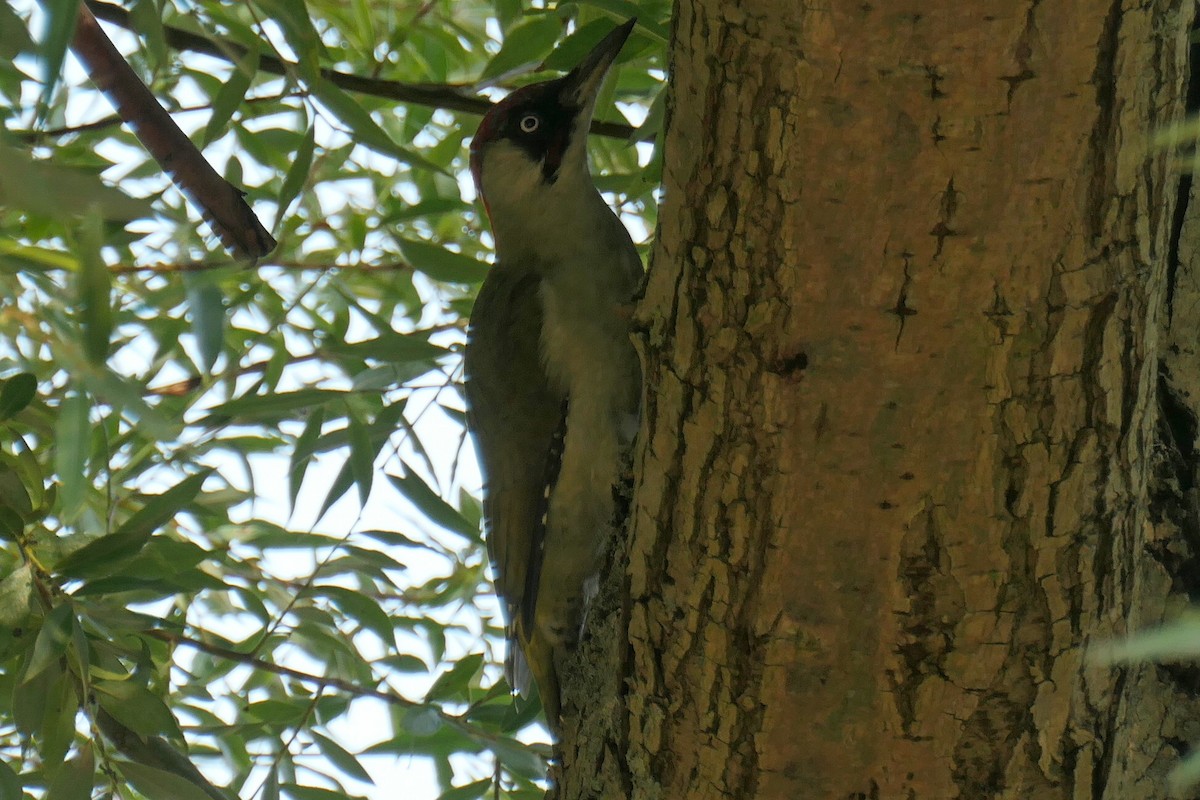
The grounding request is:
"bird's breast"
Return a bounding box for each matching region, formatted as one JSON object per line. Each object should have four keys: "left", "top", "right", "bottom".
{"left": 537, "top": 261, "right": 639, "bottom": 418}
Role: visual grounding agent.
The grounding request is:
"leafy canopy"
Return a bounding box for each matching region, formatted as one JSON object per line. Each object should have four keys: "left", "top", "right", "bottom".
{"left": 0, "top": 1, "right": 665, "bottom": 798}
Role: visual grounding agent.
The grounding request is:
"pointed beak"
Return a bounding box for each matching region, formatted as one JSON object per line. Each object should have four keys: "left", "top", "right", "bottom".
{"left": 561, "top": 18, "right": 636, "bottom": 109}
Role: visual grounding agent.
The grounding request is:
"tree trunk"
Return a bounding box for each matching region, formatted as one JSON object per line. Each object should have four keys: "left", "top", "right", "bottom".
{"left": 559, "top": 1, "right": 1200, "bottom": 798}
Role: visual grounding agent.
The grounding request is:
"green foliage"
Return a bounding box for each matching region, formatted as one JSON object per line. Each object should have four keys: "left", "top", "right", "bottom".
{"left": 0, "top": 0, "right": 666, "bottom": 797}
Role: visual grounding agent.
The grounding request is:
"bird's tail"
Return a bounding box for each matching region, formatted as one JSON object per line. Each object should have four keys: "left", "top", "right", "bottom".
{"left": 508, "top": 623, "right": 561, "bottom": 735}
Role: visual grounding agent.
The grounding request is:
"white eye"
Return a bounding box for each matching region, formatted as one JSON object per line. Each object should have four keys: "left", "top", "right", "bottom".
{"left": 519, "top": 114, "right": 540, "bottom": 133}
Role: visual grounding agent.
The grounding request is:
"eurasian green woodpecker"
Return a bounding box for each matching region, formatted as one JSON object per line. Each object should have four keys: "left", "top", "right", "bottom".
{"left": 464, "top": 19, "right": 642, "bottom": 731}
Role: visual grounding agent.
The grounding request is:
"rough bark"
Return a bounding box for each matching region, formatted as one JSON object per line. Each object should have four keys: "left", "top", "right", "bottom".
{"left": 559, "top": 1, "right": 1199, "bottom": 798}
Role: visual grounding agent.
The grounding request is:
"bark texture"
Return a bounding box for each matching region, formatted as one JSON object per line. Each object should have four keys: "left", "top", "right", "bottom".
{"left": 560, "top": 1, "right": 1200, "bottom": 798}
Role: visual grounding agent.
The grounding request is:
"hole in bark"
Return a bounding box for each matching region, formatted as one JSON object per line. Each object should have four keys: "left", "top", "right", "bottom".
{"left": 1159, "top": 663, "right": 1200, "bottom": 695}
{"left": 768, "top": 351, "right": 808, "bottom": 375}
{"left": 1004, "top": 486, "right": 1019, "bottom": 515}
{"left": 844, "top": 779, "right": 881, "bottom": 800}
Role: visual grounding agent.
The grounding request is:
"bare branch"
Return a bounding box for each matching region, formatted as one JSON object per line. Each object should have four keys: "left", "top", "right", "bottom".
{"left": 17, "top": 92, "right": 302, "bottom": 143}
{"left": 71, "top": 4, "right": 276, "bottom": 259}
{"left": 84, "top": 0, "right": 643, "bottom": 142}
{"left": 107, "top": 259, "right": 416, "bottom": 274}
{"left": 147, "top": 628, "right": 417, "bottom": 707}
{"left": 147, "top": 628, "right": 540, "bottom": 752}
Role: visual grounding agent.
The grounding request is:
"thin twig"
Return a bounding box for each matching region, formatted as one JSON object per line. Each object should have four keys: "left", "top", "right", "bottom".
{"left": 149, "top": 628, "right": 416, "bottom": 707}
{"left": 151, "top": 628, "right": 534, "bottom": 751}
{"left": 145, "top": 351, "right": 324, "bottom": 396}
{"left": 107, "top": 259, "right": 417, "bottom": 275}
{"left": 16, "top": 91, "right": 303, "bottom": 143}
{"left": 84, "top": 0, "right": 643, "bottom": 142}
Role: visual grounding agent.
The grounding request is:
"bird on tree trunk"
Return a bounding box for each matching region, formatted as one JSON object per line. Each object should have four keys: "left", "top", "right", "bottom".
{"left": 464, "top": 18, "right": 642, "bottom": 733}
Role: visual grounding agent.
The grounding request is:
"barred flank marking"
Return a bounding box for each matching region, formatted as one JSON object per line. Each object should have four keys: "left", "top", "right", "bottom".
{"left": 524, "top": 397, "right": 568, "bottom": 631}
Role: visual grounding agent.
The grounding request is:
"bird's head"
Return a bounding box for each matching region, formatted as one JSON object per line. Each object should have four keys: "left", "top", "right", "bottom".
{"left": 470, "top": 19, "right": 635, "bottom": 234}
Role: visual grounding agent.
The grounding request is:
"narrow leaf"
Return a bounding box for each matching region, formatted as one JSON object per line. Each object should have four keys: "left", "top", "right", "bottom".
{"left": 289, "top": 406, "right": 325, "bottom": 510}
{"left": 262, "top": 765, "right": 280, "bottom": 800}
{"left": 388, "top": 470, "right": 478, "bottom": 541}
{"left": 0, "top": 143, "right": 151, "bottom": 222}
{"left": 251, "top": 0, "right": 323, "bottom": 75}
{"left": 0, "top": 459, "right": 33, "bottom": 523}
{"left": 630, "top": 86, "right": 666, "bottom": 144}
{"left": 54, "top": 470, "right": 212, "bottom": 577}
{"left": 316, "top": 400, "right": 406, "bottom": 521}
{"left": 572, "top": 3, "right": 665, "bottom": 42}
{"left": 315, "top": 585, "right": 396, "bottom": 650}
{"left": 309, "top": 77, "right": 440, "bottom": 171}
{"left": 54, "top": 393, "right": 88, "bottom": 522}
{"left": 72, "top": 359, "right": 174, "bottom": 441}
{"left": 36, "top": 0, "right": 81, "bottom": 114}
{"left": 76, "top": 213, "right": 112, "bottom": 364}
{"left": 129, "top": 0, "right": 167, "bottom": 67}
{"left": 492, "top": 0, "right": 522, "bottom": 30}
{"left": 0, "top": 759, "right": 22, "bottom": 800}
{"left": 480, "top": 16, "right": 562, "bottom": 82}
{"left": 116, "top": 761, "right": 215, "bottom": 800}
{"left": 0, "top": 373, "right": 37, "bottom": 421}
{"left": 184, "top": 276, "right": 225, "bottom": 372}
{"left": 311, "top": 731, "right": 373, "bottom": 784}
{"left": 0, "top": 564, "right": 33, "bottom": 627}
{"left": 316, "top": 457, "right": 355, "bottom": 521}
{"left": 542, "top": 19, "right": 620, "bottom": 72}
{"left": 202, "top": 47, "right": 258, "bottom": 147}
{"left": 94, "top": 680, "right": 183, "bottom": 740}
{"left": 0, "top": 2, "right": 33, "bottom": 59}
{"left": 206, "top": 389, "right": 350, "bottom": 422}
{"left": 347, "top": 407, "right": 374, "bottom": 506}
{"left": 351, "top": 0, "right": 374, "bottom": 45}
{"left": 426, "top": 653, "right": 484, "bottom": 702}
{"left": 22, "top": 603, "right": 73, "bottom": 685}
{"left": 483, "top": 735, "right": 548, "bottom": 780}
{"left": 277, "top": 121, "right": 315, "bottom": 226}
{"left": 324, "top": 331, "right": 445, "bottom": 365}
{"left": 44, "top": 742, "right": 93, "bottom": 800}
{"left": 114, "top": 469, "right": 212, "bottom": 541}
{"left": 0, "top": 240, "right": 78, "bottom": 272}
{"left": 398, "top": 239, "right": 490, "bottom": 285}
{"left": 41, "top": 673, "right": 80, "bottom": 767}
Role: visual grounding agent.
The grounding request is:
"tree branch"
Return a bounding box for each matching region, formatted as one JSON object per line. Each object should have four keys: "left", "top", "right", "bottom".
{"left": 71, "top": 4, "right": 276, "bottom": 259}
{"left": 145, "top": 628, "right": 535, "bottom": 753}
{"left": 84, "top": 0, "right": 643, "bottom": 142}
{"left": 106, "top": 258, "right": 416, "bottom": 274}
{"left": 147, "top": 628, "right": 419, "bottom": 708}
{"left": 16, "top": 92, "right": 302, "bottom": 143}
